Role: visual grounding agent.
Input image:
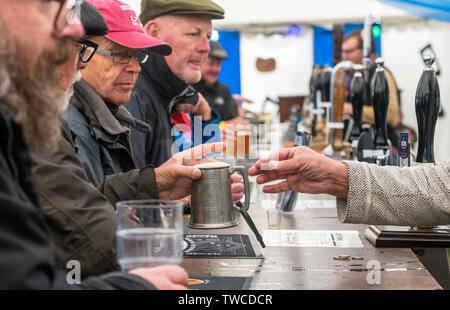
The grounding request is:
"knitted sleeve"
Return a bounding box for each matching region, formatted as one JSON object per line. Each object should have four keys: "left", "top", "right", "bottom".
{"left": 336, "top": 161, "right": 450, "bottom": 226}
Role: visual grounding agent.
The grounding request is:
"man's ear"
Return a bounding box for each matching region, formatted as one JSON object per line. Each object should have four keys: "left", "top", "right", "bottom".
{"left": 143, "top": 20, "right": 158, "bottom": 38}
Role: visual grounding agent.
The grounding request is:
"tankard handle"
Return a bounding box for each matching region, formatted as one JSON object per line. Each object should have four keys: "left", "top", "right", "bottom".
{"left": 230, "top": 166, "right": 250, "bottom": 211}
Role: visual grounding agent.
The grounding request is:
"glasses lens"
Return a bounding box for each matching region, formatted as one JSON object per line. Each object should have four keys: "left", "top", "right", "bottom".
{"left": 80, "top": 46, "right": 94, "bottom": 63}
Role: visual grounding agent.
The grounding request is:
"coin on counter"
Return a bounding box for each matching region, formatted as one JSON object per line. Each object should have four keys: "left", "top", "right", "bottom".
{"left": 351, "top": 256, "right": 364, "bottom": 260}
{"left": 333, "top": 255, "right": 351, "bottom": 261}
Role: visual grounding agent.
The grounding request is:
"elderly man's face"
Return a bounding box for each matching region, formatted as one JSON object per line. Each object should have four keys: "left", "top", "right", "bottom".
{"left": 201, "top": 57, "right": 222, "bottom": 85}
{"left": 0, "top": 0, "right": 84, "bottom": 62}
{"left": 151, "top": 15, "right": 212, "bottom": 83}
{"left": 81, "top": 37, "right": 142, "bottom": 106}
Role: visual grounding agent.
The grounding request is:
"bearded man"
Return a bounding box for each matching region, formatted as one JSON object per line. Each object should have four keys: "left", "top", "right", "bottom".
{"left": 27, "top": 0, "right": 244, "bottom": 282}
{"left": 0, "top": 0, "right": 187, "bottom": 290}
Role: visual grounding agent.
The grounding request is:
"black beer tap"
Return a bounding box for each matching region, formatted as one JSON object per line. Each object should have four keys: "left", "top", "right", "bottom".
{"left": 371, "top": 58, "right": 390, "bottom": 150}
{"left": 349, "top": 65, "right": 366, "bottom": 139}
{"left": 308, "top": 65, "right": 319, "bottom": 103}
{"left": 415, "top": 54, "right": 440, "bottom": 163}
{"left": 319, "top": 69, "right": 332, "bottom": 129}
{"left": 320, "top": 70, "right": 332, "bottom": 103}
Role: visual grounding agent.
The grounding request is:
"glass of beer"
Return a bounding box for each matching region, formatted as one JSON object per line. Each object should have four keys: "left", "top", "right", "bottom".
{"left": 236, "top": 129, "right": 250, "bottom": 159}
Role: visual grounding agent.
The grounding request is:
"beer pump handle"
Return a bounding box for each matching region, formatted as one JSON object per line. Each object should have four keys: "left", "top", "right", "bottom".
{"left": 320, "top": 70, "right": 332, "bottom": 103}
{"left": 415, "top": 53, "right": 440, "bottom": 163}
{"left": 311, "top": 73, "right": 322, "bottom": 137}
{"left": 349, "top": 65, "right": 366, "bottom": 138}
{"left": 371, "top": 58, "right": 389, "bottom": 149}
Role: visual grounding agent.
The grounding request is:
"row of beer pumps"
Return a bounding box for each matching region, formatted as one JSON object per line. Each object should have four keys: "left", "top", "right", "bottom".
{"left": 306, "top": 16, "right": 441, "bottom": 167}
{"left": 300, "top": 17, "right": 447, "bottom": 251}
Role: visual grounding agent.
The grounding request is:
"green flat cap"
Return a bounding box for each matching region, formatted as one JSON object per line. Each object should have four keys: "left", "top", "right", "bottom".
{"left": 140, "top": 0, "right": 225, "bottom": 25}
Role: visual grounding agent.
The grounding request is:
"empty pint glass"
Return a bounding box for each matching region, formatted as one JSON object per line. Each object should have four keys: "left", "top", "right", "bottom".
{"left": 116, "top": 200, "right": 183, "bottom": 271}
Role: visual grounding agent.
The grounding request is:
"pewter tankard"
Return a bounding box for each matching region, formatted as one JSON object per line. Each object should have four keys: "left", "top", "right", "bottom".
{"left": 189, "top": 162, "right": 250, "bottom": 229}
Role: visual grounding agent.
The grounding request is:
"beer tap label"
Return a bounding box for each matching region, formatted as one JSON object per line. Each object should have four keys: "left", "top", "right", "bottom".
{"left": 398, "top": 132, "right": 410, "bottom": 167}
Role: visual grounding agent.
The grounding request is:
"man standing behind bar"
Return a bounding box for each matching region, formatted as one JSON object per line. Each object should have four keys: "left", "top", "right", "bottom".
{"left": 341, "top": 30, "right": 402, "bottom": 147}
{"left": 194, "top": 40, "right": 248, "bottom": 125}
{"left": 125, "top": 0, "right": 224, "bottom": 168}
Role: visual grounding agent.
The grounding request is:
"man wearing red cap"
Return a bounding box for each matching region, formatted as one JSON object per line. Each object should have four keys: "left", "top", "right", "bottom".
{"left": 28, "top": 0, "right": 243, "bottom": 282}
{"left": 63, "top": 0, "right": 173, "bottom": 187}
{"left": 125, "top": 0, "right": 225, "bottom": 168}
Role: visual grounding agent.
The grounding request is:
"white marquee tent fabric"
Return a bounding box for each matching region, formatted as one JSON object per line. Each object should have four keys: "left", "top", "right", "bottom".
{"left": 126, "top": 0, "right": 415, "bottom": 26}
{"left": 124, "top": 0, "right": 449, "bottom": 161}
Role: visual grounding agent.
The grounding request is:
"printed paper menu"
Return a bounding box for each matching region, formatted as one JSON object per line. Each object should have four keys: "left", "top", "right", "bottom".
{"left": 263, "top": 230, "right": 364, "bottom": 248}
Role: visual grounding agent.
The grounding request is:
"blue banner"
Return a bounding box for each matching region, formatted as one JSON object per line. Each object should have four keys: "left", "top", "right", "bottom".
{"left": 217, "top": 30, "right": 241, "bottom": 95}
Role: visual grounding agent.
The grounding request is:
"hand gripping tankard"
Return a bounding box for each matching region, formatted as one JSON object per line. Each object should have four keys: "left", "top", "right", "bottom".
{"left": 415, "top": 53, "right": 440, "bottom": 164}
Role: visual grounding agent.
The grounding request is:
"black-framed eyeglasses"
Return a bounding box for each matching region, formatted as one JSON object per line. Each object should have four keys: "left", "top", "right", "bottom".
{"left": 51, "top": 0, "right": 82, "bottom": 31}
{"left": 96, "top": 48, "right": 150, "bottom": 64}
{"left": 75, "top": 39, "right": 99, "bottom": 63}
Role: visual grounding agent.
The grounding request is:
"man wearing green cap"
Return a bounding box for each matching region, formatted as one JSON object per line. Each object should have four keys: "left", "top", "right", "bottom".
{"left": 125, "top": 0, "right": 225, "bottom": 168}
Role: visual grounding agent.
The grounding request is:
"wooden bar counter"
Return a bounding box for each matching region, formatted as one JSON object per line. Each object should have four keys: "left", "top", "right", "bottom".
{"left": 181, "top": 191, "right": 442, "bottom": 290}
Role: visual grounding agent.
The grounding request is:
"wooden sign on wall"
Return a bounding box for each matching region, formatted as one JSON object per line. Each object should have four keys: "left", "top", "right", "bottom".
{"left": 256, "top": 57, "right": 276, "bottom": 72}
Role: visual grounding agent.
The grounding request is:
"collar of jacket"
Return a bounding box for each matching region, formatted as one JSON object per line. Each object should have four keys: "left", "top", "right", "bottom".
{"left": 71, "top": 79, "right": 150, "bottom": 136}
{"left": 140, "top": 53, "right": 198, "bottom": 114}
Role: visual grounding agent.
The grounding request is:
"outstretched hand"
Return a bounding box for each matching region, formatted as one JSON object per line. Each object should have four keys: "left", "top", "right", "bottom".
{"left": 248, "top": 146, "right": 349, "bottom": 198}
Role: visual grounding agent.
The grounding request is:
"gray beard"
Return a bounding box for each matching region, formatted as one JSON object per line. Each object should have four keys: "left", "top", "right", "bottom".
{"left": 60, "top": 70, "right": 82, "bottom": 112}
{"left": 60, "top": 92, "right": 72, "bottom": 113}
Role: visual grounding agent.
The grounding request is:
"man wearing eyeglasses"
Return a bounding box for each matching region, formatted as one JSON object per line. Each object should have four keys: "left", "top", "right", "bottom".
{"left": 0, "top": 0, "right": 193, "bottom": 290}
{"left": 341, "top": 30, "right": 402, "bottom": 148}
{"left": 28, "top": 0, "right": 244, "bottom": 284}
{"left": 58, "top": 4, "right": 104, "bottom": 108}
{"left": 30, "top": 0, "right": 120, "bottom": 279}
{"left": 61, "top": 0, "right": 172, "bottom": 186}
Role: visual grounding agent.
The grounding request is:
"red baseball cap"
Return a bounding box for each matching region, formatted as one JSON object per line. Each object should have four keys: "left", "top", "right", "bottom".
{"left": 87, "top": 0, "right": 172, "bottom": 55}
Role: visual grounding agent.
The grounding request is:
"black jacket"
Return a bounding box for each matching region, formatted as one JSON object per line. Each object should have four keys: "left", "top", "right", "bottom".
{"left": 0, "top": 105, "right": 153, "bottom": 290}
{"left": 124, "top": 53, "right": 221, "bottom": 168}
{"left": 194, "top": 79, "right": 238, "bottom": 121}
